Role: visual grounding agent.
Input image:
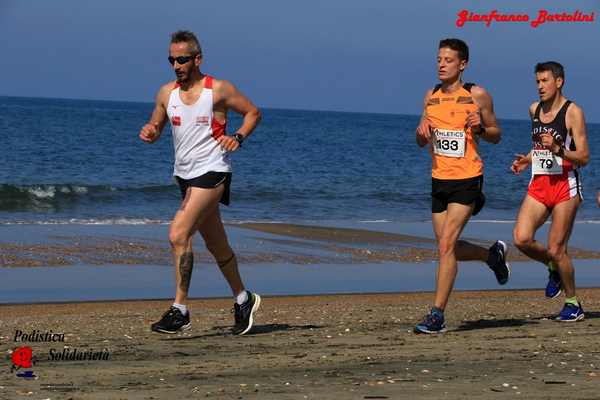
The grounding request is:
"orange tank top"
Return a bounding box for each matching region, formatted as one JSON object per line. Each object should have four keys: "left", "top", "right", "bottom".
{"left": 426, "top": 82, "right": 483, "bottom": 180}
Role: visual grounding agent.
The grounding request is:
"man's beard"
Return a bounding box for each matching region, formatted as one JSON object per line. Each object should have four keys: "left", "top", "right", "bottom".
{"left": 176, "top": 71, "right": 189, "bottom": 83}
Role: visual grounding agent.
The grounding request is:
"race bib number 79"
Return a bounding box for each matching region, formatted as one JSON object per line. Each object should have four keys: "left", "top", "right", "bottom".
{"left": 532, "top": 149, "right": 562, "bottom": 175}
{"left": 433, "top": 128, "right": 466, "bottom": 158}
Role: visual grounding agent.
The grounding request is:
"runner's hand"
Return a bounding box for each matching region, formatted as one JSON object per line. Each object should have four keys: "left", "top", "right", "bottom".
{"left": 140, "top": 122, "right": 160, "bottom": 143}
{"left": 416, "top": 118, "right": 432, "bottom": 144}
{"left": 217, "top": 135, "right": 240, "bottom": 152}
{"left": 540, "top": 133, "right": 560, "bottom": 153}
{"left": 597, "top": 191, "right": 600, "bottom": 207}
{"left": 466, "top": 109, "right": 482, "bottom": 133}
{"left": 511, "top": 153, "right": 530, "bottom": 175}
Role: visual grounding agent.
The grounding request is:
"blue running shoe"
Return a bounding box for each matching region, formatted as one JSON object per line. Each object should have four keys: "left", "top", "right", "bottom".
{"left": 545, "top": 265, "right": 562, "bottom": 299}
{"left": 414, "top": 308, "right": 446, "bottom": 334}
{"left": 555, "top": 302, "right": 584, "bottom": 322}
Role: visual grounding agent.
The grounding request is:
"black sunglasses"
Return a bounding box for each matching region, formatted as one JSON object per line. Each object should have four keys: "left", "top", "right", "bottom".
{"left": 168, "top": 55, "right": 196, "bottom": 65}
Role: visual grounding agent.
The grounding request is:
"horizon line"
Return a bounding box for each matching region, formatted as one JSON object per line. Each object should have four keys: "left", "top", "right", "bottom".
{"left": 0, "top": 94, "right": 581, "bottom": 124}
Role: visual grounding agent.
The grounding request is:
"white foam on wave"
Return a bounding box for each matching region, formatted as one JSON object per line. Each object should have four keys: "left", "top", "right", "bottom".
{"left": 28, "top": 186, "right": 56, "bottom": 199}
{"left": 359, "top": 219, "right": 391, "bottom": 223}
{"left": 226, "top": 220, "right": 284, "bottom": 225}
{"left": 0, "top": 218, "right": 170, "bottom": 226}
{"left": 72, "top": 186, "right": 89, "bottom": 194}
{"left": 67, "top": 218, "right": 169, "bottom": 225}
{"left": 22, "top": 185, "right": 91, "bottom": 198}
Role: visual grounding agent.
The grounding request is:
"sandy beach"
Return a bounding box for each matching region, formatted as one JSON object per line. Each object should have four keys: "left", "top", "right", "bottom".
{"left": 2, "top": 289, "right": 600, "bottom": 400}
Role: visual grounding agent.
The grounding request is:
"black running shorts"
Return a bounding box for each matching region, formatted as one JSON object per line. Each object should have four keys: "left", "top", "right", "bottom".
{"left": 431, "top": 175, "right": 485, "bottom": 216}
{"left": 175, "top": 171, "right": 232, "bottom": 206}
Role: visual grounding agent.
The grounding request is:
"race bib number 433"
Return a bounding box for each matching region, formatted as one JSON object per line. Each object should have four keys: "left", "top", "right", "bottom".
{"left": 433, "top": 128, "right": 466, "bottom": 158}
{"left": 532, "top": 149, "right": 563, "bottom": 175}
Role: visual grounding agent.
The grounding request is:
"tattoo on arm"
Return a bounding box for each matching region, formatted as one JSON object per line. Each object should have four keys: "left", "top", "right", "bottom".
{"left": 178, "top": 252, "right": 194, "bottom": 292}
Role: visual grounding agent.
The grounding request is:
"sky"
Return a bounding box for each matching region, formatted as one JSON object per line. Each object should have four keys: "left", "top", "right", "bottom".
{"left": 1, "top": 0, "right": 599, "bottom": 121}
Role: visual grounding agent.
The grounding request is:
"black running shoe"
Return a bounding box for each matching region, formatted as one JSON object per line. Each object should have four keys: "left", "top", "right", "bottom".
{"left": 232, "top": 291, "right": 261, "bottom": 335}
{"left": 487, "top": 240, "right": 510, "bottom": 285}
{"left": 151, "top": 306, "right": 191, "bottom": 334}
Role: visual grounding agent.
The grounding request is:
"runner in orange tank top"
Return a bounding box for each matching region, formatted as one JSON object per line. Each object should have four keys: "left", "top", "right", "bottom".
{"left": 413, "top": 38, "right": 510, "bottom": 334}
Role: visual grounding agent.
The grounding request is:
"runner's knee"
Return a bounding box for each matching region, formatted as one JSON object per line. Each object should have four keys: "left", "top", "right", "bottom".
{"left": 169, "top": 228, "right": 191, "bottom": 249}
{"left": 438, "top": 238, "right": 456, "bottom": 258}
{"left": 512, "top": 229, "right": 533, "bottom": 250}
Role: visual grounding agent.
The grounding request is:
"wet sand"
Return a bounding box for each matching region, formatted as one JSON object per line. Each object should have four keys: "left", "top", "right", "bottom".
{"left": 2, "top": 222, "right": 600, "bottom": 268}
{"left": 2, "top": 289, "right": 600, "bottom": 399}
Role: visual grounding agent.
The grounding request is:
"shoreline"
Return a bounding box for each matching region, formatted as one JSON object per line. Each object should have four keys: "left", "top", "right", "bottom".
{"left": 2, "top": 286, "right": 600, "bottom": 307}
{"left": 2, "top": 221, "right": 600, "bottom": 268}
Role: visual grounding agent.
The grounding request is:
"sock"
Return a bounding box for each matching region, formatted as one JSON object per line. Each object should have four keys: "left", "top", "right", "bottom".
{"left": 236, "top": 290, "right": 248, "bottom": 305}
{"left": 547, "top": 261, "right": 556, "bottom": 271}
{"left": 172, "top": 303, "right": 188, "bottom": 315}
{"left": 431, "top": 306, "right": 444, "bottom": 317}
{"left": 565, "top": 297, "right": 579, "bottom": 306}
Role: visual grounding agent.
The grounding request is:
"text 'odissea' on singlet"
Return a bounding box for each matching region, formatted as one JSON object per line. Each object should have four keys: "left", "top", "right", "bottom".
{"left": 426, "top": 82, "right": 482, "bottom": 180}
{"left": 530, "top": 100, "right": 575, "bottom": 176}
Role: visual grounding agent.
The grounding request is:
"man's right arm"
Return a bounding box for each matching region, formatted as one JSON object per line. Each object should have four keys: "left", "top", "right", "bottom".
{"left": 416, "top": 89, "right": 433, "bottom": 147}
{"left": 524, "top": 102, "right": 537, "bottom": 158}
{"left": 511, "top": 103, "right": 537, "bottom": 174}
{"left": 140, "top": 84, "right": 172, "bottom": 143}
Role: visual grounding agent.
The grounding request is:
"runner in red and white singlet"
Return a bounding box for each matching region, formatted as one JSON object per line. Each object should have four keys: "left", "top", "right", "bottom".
{"left": 511, "top": 61, "right": 590, "bottom": 322}
{"left": 139, "top": 31, "right": 262, "bottom": 335}
{"left": 528, "top": 99, "right": 582, "bottom": 208}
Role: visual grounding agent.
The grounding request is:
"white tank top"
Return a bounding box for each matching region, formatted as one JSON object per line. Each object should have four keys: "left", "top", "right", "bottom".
{"left": 166, "top": 76, "right": 231, "bottom": 179}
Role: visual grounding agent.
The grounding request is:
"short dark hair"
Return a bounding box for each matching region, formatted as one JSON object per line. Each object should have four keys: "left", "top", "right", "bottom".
{"left": 535, "top": 61, "right": 564, "bottom": 81}
{"left": 439, "top": 38, "right": 469, "bottom": 62}
{"left": 170, "top": 30, "right": 202, "bottom": 57}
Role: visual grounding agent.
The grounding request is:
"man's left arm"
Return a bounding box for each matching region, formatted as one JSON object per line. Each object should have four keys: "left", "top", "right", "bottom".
{"left": 214, "top": 80, "right": 261, "bottom": 152}
{"left": 560, "top": 103, "right": 590, "bottom": 166}
{"left": 470, "top": 86, "right": 501, "bottom": 144}
{"left": 220, "top": 80, "right": 261, "bottom": 136}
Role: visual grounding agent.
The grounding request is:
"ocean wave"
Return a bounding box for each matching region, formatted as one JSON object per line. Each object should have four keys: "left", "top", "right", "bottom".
{"left": 0, "top": 183, "right": 176, "bottom": 211}
{"left": 1, "top": 184, "right": 106, "bottom": 198}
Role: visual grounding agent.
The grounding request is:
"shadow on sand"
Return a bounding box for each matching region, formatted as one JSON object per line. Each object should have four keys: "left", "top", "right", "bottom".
{"left": 453, "top": 318, "right": 540, "bottom": 331}
{"left": 162, "top": 323, "right": 324, "bottom": 340}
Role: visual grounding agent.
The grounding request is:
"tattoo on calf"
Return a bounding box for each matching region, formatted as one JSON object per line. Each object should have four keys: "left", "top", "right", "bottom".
{"left": 217, "top": 253, "right": 236, "bottom": 269}
{"left": 178, "top": 252, "right": 194, "bottom": 292}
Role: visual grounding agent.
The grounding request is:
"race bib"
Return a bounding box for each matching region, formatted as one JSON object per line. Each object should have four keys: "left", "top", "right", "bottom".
{"left": 531, "top": 149, "right": 563, "bottom": 175}
{"left": 433, "top": 128, "right": 466, "bottom": 158}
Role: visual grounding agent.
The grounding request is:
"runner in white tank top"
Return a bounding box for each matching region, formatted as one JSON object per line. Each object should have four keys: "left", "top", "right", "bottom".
{"left": 167, "top": 75, "right": 231, "bottom": 179}
{"left": 139, "top": 31, "right": 262, "bottom": 336}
